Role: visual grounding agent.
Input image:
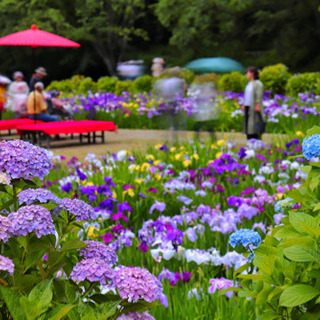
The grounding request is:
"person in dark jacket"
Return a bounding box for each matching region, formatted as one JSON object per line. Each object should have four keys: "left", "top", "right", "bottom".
{"left": 29, "top": 67, "right": 47, "bottom": 91}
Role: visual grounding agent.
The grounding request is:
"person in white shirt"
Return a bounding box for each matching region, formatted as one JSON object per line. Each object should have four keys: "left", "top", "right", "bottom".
{"left": 8, "top": 71, "right": 29, "bottom": 118}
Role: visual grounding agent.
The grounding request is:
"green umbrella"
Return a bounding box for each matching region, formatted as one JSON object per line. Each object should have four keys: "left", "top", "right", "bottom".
{"left": 184, "top": 57, "right": 245, "bottom": 73}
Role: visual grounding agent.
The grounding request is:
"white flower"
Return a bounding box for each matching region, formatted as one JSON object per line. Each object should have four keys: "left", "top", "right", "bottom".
{"left": 0, "top": 172, "right": 10, "bottom": 185}
{"left": 116, "top": 150, "right": 127, "bottom": 161}
{"left": 244, "top": 149, "right": 255, "bottom": 159}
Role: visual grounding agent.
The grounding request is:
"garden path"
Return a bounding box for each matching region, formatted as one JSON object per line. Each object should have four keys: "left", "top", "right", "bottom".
{"left": 0, "top": 129, "right": 287, "bottom": 160}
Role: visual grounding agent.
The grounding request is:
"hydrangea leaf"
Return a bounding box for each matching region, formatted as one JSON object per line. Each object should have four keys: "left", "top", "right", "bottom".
{"left": 284, "top": 245, "right": 320, "bottom": 262}
{"left": 279, "top": 284, "right": 320, "bottom": 307}
{"left": 0, "top": 286, "right": 26, "bottom": 320}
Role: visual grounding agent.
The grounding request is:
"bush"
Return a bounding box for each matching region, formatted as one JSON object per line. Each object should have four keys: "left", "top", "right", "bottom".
{"left": 193, "top": 73, "right": 219, "bottom": 85}
{"left": 46, "top": 79, "right": 73, "bottom": 93}
{"left": 96, "top": 76, "right": 118, "bottom": 93}
{"left": 133, "top": 75, "right": 155, "bottom": 93}
{"left": 231, "top": 126, "right": 320, "bottom": 319}
{"left": 158, "top": 68, "right": 195, "bottom": 84}
{"left": 259, "top": 63, "right": 291, "bottom": 94}
{"left": 77, "top": 77, "right": 97, "bottom": 94}
{"left": 217, "top": 72, "right": 247, "bottom": 92}
{"left": 115, "top": 80, "right": 134, "bottom": 95}
{"left": 286, "top": 72, "right": 320, "bottom": 96}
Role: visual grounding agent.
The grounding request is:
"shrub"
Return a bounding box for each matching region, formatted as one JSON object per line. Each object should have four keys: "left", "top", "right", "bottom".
{"left": 217, "top": 72, "right": 247, "bottom": 92}
{"left": 133, "top": 75, "right": 155, "bottom": 93}
{"left": 286, "top": 72, "right": 320, "bottom": 96}
{"left": 115, "top": 80, "right": 134, "bottom": 95}
{"left": 78, "top": 77, "right": 98, "bottom": 94}
{"left": 96, "top": 76, "right": 118, "bottom": 93}
{"left": 259, "top": 63, "right": 291, "bottom": 94}
{"left": 0, "top": 140, "right": 164, "bottom": 319}
{"left": 193, "top": 73, "right": 219, "bottom": 85}
{"left": 46, "top": 79, "right": 73, "bottom": 93}
{"left": 158, "top": 68, "right": 195, "bottom": 84}
{"left": 231, "top": 126, "right": 320, "bottom": 319}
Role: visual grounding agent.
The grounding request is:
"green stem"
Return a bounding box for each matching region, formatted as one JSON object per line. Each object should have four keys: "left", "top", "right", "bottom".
{"left": 12, "top": 185, "right": 18, "bottom": 211}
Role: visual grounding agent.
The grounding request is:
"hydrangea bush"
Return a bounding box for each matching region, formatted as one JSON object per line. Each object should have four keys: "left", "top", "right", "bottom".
{"left": 230, "top": 127, "right": 320, "bottom": 319}
{"left": 0, "top": 140, "right": 164, "bottom": 319}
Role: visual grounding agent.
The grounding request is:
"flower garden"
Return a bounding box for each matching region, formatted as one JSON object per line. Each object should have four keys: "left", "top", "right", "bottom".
{"left": 1, "top": 121, "right": 320, "bottom": 319}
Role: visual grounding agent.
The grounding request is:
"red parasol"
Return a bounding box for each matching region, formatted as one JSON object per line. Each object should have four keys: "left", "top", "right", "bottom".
{"left": 0, "top": 25, "right": 80, "bottom": 124}
{"left": 0, "top": 24, "right": 80, "bottom": 48}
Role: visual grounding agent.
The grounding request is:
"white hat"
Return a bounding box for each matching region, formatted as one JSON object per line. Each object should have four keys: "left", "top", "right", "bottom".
{"left": 35, "top": 67, "right": 47, "bottom": 76}
{"left": 34, "top": 82, "right": 44, "bottom": 89}
{"left": 13, "top": 71, "right": 23, "bottom": 79}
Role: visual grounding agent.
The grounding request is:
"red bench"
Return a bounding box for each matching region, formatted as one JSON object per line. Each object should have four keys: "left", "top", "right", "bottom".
{"left": 17, "top": 120, "right": 117, "bottom": 147}
{"left": 0, "top": 119, "right": 43, "bottom": 134}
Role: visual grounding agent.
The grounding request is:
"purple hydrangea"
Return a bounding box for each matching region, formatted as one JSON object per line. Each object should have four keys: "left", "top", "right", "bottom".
{"left": 0, "top": 140, "right": 52, "bottom": 179}
{"left": 18, "top": 188, "right": 61, "bottom": 205}
{"left": 114, "top": 267, "right": 163, "bottom": 303}
{"left": 0, "top": 255, "right": 14, "bottom": 275}
{"left": 8, "top": 205, "right": 55, "bottom": 238}
{"left": 116, "top": 311, "right": 155, "bottom": 320}
{"left": 80, "top": 241, "right": 118, "bottom": 266}
{"left": 60, "top": 198, "right": 97, "bottom": 221}
{"left": 70, "top": 258, "right": 114, "bottom": 284}
{"left": 0, "top": 215, "right": 10, "bottom": 242}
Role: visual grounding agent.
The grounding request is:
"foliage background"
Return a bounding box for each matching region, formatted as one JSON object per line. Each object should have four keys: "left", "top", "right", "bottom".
{"left": 0, "top": 0, "right": 319, "bottom": 83}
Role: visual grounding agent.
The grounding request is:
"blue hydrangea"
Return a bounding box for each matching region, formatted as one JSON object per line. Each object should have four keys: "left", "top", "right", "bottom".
{"left": 302, "top": 134, "right": 320, "bottom": 160}
{"left": 229, "top": 229, "right": 261, "bottom": 248}
{"left": 274, "top": 197, "right": 294, "bottom": 213}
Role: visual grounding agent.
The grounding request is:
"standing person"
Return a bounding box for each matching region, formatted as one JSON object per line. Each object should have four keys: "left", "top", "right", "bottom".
{"left": 29, "top": 67, "right": 47, "bottom": 91}
{"left": 8, "top": 71, "right": 29, "bottom": 118}
{"left": 151, "top": 58, "right": 164, "bottom": 77}
{"left": 243, "top": 66, "right": 264, "bottom": 140}
{"left": 27, "top": 82, "right": 59, "bottom": 122}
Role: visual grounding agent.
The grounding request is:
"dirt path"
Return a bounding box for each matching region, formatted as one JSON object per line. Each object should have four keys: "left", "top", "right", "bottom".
{"left": 0, "top": 129, "right": 288, "bottom": 160}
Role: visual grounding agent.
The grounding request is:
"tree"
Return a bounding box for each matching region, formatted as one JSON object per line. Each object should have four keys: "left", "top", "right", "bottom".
{"left": 73, "top": 0, "right": 148, "bottom": 75}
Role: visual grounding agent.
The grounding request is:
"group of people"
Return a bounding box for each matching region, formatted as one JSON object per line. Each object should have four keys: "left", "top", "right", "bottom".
{"left": 0, "top": 67, "right": 72, "bottom": 122}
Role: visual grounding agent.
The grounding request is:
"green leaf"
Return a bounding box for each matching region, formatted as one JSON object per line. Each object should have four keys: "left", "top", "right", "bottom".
{"left": 20, "top": 296, "right": 42, "bottom": 320}
{"left": 60, "top": 239, "right": 87, "bottom": 253}
{"left": 25, "top": 249, "right": 47, "bottom": 271}
{"left": 306, "top": 126, "right": 320, "bottom": 139}
{"left": 284, "top": 245, "right": 320, "bottom": 262}
{"left": 233, "top": 262, "right": 250, "bottom": 277}
{"left": 313, "top": 202, "right": 320, "bottom": 212}
{"left": 80, "top": 305, "right": 97, "bottom": 320}
{"left": 28, "top": 279, "right": 53, "bottom": 310}
{"left": 0, "top": 286, "right": 26, "bottom": 320}
{"left": 289, "top": 211, "right": 318, "bottom": 237}
{"left": 95, "top": 301, "right": 120, "bottom": 319}
{"left": 47, "top": 304, "right": 76, "bottom": 320}
{"left": 0, "top": 197, "right": 18, "bottom": 211}
{"left": 279, "top": 284, "right": 320, "bottom": 307}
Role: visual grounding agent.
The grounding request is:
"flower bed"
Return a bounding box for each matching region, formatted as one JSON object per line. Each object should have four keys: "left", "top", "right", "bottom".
{"left": 31, "top": 136, "right": 308, "bottom": 319}
{"left": 56, "top": 91, "right": 320, "bottom": 134}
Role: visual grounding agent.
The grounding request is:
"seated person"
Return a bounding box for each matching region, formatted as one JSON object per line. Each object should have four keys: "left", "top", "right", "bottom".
{"left": 49, "top": 91, "right": 73, "bottom": 120}
{"left": 27, "top": 82, "right": 59, "bottom": 122}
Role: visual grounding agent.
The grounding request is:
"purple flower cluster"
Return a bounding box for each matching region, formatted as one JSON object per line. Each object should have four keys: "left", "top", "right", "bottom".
{"left": 208, "top": 277, "right": 238, "bottom": 298}
{"left": 60, "top": 198, "right": 97, "bottom": 221}
{"left": 116, "top": 311, "right": 155, "bottom": 320}
{"left": 0, "top": 255, "right": 14, "bottom": 275}
{"left": 0, "top": 215, "right": 10, "bottom": 242}
{"left": 80, "top": 241, "right": 118, "bottom": 266}
{"left": 114, "top": 267, "right": 163, "bottom": 303}
{"left": 158, "top": 268, "right": 191, "bottom": 286}
{"left": 18, "top": 188, "right": 61, "bottom": 205}
{"left": 0, "top": 140, "right": 52, "bottom": 179}
{"left": 8, "top": 205, "right": 55, "bottom": 238}
{"left": 70, "top": 258, "right": 114, "bottom": 284}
